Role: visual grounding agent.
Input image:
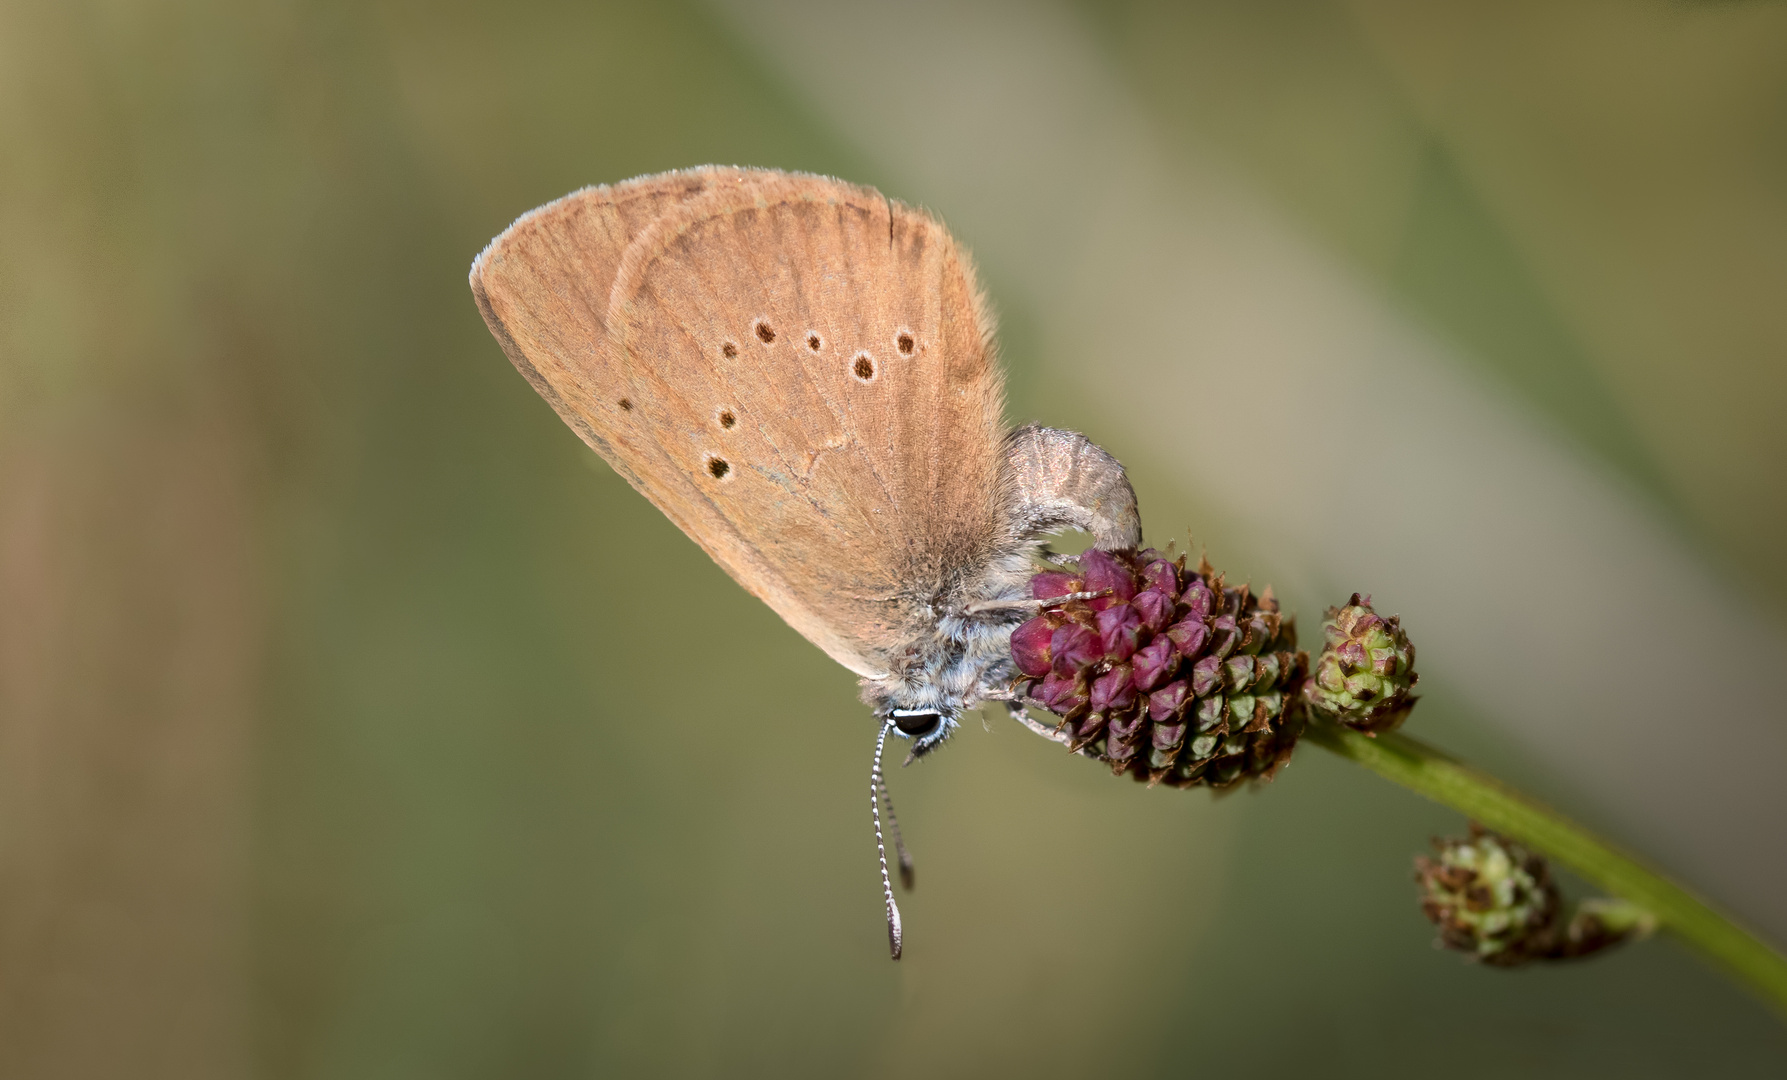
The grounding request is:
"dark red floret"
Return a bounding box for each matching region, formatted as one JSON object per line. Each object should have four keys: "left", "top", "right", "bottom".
{"left": 1165, "top": 617, "right": 1209, "bottom": 659}
{"left": 1031, "top": 571, "right": 1083, "bottom": 601}
{"left": 1011, "top": 616, "right": 1055, "bottom": 678}
{"left": 1131, "top": 637, "right": 1177, "bottom": 692}
{"left": 1139, "top": 559, "right": 1181, "bottom": 597}
{"left": 1147, "top": 679, "right": 1189, "bottom": 721}
{"left": 1131, "top": 589, "right": 1174, "bottom": 633}
{"left": 1078, "top": 548, "right": 1137, "bottom": 610}
{"left": 1151, "top": 718, "right": 1188, "bottom": 752}
{"left": 1095, "top": 603, "right": 1143, "bottom": 661}
{"left": 1038, "top": 670, "right": 1088, "bottom": 713}
{"left": 1090, "top": 664, "right": 1137, "bottom": 712}
{"left": 1179, "top": 581, "right": 1214, "bottom": 622}
{"left": 1208, "top": 614, "right": 1239, "bottom": 658}
{"left": 1190, "top": 655, "right": 1224, "bottom": 697}
{"left": 1050, "top": 624, "right": 1101, "bottom": 675}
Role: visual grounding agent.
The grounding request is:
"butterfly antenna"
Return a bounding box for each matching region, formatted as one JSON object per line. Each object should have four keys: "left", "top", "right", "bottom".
{"left": 876, "top": 752, "right": 916, "bottom": 891}
{"left": 871, "top": 721, "right": 904, "bottom": 960}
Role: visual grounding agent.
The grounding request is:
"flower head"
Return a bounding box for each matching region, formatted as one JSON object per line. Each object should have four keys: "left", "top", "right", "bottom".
{"left": 1011, "top": 549, "right": 1305, "bottom": 789}
{"left": 1304, "top": 593, "right": 1418, "bottom": 734}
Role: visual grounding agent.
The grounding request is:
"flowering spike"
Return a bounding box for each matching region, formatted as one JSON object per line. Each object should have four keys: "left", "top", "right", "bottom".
{"left": 1010, "top": 547, "right": 1307, "bottom": 790}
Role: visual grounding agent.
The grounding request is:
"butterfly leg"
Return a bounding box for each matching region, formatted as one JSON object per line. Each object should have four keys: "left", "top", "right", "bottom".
{"left": 962, "top": 589, "right": 1108, "bottom": 617}
{"left": 1004, "top": 700, "right": 1071, "bottom": 746}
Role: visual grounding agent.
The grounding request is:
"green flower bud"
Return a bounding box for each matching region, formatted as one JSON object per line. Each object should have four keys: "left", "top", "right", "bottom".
{"left": 1416, "top": 826, "right": 1561, "bottom": 966}
{"left": 1304, "top": 593, "right": 1417, "bottom": 733}
{"left": 1414, "top": 826, "right": 1654, "bottom": 966}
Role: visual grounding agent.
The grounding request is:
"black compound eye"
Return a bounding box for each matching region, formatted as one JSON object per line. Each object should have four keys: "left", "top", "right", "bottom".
{"left": 892, "top": 711, "right": 944, "bottom": 738}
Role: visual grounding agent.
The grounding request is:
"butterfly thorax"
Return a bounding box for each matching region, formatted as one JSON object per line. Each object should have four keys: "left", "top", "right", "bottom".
{"left": 857, "top": 423, "right": 1149, "bottom": 756}
{"left": 857, "top": 546, "right": 1042, "bottom": 755}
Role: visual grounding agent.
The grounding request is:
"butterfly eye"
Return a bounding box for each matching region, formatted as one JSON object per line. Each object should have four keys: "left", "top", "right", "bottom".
{"left": 890, "top": 710, "right": 943, "bottom": 738}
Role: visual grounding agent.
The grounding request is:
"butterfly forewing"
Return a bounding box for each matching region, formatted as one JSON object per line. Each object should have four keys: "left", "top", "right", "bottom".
{"left": 473, "top": 172, "right": 832, "bottom": 659}
{"left": 474, "top": 167, "right": 1006, "bottom": 676}
{"left": 471, "top": 174, "right": 718, "bottom": 535}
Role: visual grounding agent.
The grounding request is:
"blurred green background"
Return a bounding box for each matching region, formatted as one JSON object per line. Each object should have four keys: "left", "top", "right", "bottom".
{"left": 3, "top": 1, "right": 1786, "bottom": 1076}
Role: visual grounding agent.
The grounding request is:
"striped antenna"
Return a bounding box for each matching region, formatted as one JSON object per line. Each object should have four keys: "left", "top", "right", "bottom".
{"left": 871, "top": 721, "right": 904, "bottom": 960}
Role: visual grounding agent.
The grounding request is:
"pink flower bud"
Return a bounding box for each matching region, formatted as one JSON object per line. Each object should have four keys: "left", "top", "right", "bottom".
{"left": 1140, "top": 559, "right": 1181, "bottom": 597}
{"left": 1191, "top": 655, "right": 1224, "bottom": 697}
{"left": 1223, "top": 654, "right": 1255, "bottom": 691}
{"left": 1050, "top": 624, "right": 1101, "bottom": 674}
{"left": 1107, "top": 710, "right": 1145, "bottom": 746}
{"left": 1095, "top": 603, "right": 1142, "bottom": 660}
{"left": 1031, "top": 571, "right": 1083, "bottom": 601}
{"left": 1151, "top": 718, "right": 1188, "bottom": 752}
{"left": 1038, "top": 670, "right": 1088, "bottom": 713}
{"left": 1194, "top": 695, "right": 1226, "bottom": 731}
{"left": 1010, "top": 616, "right": 1055, "bottom": 677}
{"left": 1165, "top": 617, "right": 1209, "bottom": 658}
{"left": 1078, "top": 548, "right": 1137, "bottom": 610}
{"left": 1090, "top": 663, "right": 1137, "bottom": 712}
{"left": 1131, "top": 589, "right": 1174, "bottom": 633}
{"left": 1131, "top": 637, "right": 1177, "bottom": 691}
{"left": 1148, "top": 679, "right": 1189, "bottom": 721}
{"left": 1179, "top": 581, "right": 1214, "bottom": 622}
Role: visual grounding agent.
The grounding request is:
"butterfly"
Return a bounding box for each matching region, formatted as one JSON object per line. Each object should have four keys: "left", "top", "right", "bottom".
{"left": 470, "top": 166, "right": 1139, "bottom": 958}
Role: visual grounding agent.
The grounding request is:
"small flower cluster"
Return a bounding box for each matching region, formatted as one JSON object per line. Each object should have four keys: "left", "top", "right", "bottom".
{"left": 1011, "top": 548, "right": 1307, "bottom": 789}
{"left": 1303, "top": 594, "right": 1418, "bottom": 733}
{"left": 1416, "top": 825, "right": 1649, "bottom": 965}
{"left": 1416, "top": 825, "right": 1561, "bottom": 965}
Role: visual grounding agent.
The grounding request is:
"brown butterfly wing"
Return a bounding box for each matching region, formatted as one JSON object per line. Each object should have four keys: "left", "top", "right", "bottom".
{"left": 473, "top": 168, "right": 1006, "bottom": 676}
{"left": 608, "top": 170, "right": 1006, "bottom": 674}
{"left": 473, "top": 169, "right": 832, "bottom": 666}
{"left": 470, "top": 171, "right": 714, "bottom": 534}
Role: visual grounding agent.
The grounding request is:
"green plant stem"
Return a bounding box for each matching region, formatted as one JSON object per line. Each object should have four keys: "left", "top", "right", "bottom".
{"left": 1303, "top": 718, "right": 1787, "bottom": 1016}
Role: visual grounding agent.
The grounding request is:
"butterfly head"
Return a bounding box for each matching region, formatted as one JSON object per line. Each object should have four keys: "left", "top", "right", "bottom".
{"left": 886, "top": 708, "right": 955, "bottom": 760}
